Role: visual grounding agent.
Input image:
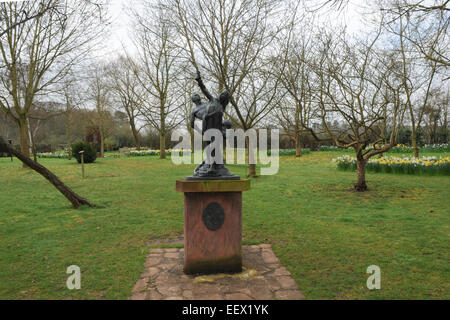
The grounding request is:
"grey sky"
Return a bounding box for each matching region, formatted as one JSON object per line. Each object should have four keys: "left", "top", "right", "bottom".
{"left": 102, "top": 0, "right": 371, "bottom": 60}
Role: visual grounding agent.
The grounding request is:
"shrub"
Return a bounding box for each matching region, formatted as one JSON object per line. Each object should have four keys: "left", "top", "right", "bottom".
{"left": 72, "top": 142, "right": 97, "bottom": 163}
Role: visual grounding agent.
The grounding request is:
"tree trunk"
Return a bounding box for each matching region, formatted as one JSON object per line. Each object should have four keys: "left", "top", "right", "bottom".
{"left": 246, "top": 136, "right": 257, "bottom": 178}
{"left": 432, "top": 119, "right": 438, "bottom": 144}
{"left": 0, "top": 136, "right": 93, "bottom": 208}
{"left": 99, "top": 125, "right": 105, "bottom": 158}
{"left": 160, "top": 134, "right": 166, "bottom": 159}
{"left": 27, "top": 119, "right": 38, "bottom": 163}
{"left": 2, "top": 113, "right": 8, "bottom": 137}
{"left": 18, "top": 116, "right": 30, "bottom": 168}
{"left": 444, "top": 108, "right": 448, "bottom": 137}
{"left": 354, "top": 157, "right": 367, "bottom": 191}
{"left": 188, "top": 126, "right": 194, "bottom": 164}
{"left": 248, "top": 163, "right": 257, "bottom": 177}
{"left": 295, "top": 133, "right": 302, "bottom": 157}
{"left": 189, "top": 127, "right": 194, "bottom": 153}
{"left": 411, "top": 128, "right": 419, "bottom": 158}
{"left": 130, "top": 120, "right": 141, "bottom": 151}
{"left": 66, "top": 112, "right": 72, "bottom": 160}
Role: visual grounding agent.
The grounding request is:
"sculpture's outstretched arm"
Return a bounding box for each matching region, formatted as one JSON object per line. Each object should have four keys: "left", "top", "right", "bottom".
{"left": 195, "top": 71, "right": 214, "bottom": 101}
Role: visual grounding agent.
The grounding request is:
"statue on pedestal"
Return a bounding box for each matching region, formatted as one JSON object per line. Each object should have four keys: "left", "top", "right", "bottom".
{"left": 187, "top": 71, "right": 238, "bottom": 180}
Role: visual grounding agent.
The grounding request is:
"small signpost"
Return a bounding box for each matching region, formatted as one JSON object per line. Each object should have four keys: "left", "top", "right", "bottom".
{"left": 79, "top": 150, "right": 85, "bottom": 179}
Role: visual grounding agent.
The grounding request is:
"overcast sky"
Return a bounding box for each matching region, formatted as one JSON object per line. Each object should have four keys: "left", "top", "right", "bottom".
{"left": 101, "top": 0, "right": 372, "bottom": 60}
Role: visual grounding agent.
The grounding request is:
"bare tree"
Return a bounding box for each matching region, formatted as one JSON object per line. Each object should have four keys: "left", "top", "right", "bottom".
{"left": 421, "top": 88, "right": 449, "bottom": 143}
{"left": 273, "top": 21, "right": 317, "bottom": 157}
{"left": 27, "top": 101, "right": 65, "bottom": 161}
{"left": 87, "top": 64, "right": 111, "bottom": 157}
{"left": 179, "top": 68, "right": 196, "bottom": 152}
{"left": 309, "top": 27, "right": 405, "bottom": 191}
{"left": 0, "top": 1, "right": 56, "bottom": 39}
{"left": 164, "top": 0, "right": 294, "bottom": 176}
{"left": 314, "top": 1, "right": 449, "bottom": 68}
{"left": 375, "top": 1, "right": 449, "bottom": 69}
{"left": 304, "top": 0, "right": 350, "bottom": 12}
{"left": 60, "top": 77, "right": 83, "bottom": 159}
{"left": 131, "top": 2, "right": 183, "bottom": 159}
{"left": 382, "top": 3, "right": 442, "bottom": 157}
{"left": 0, "top": 0, "right": 107, "bottom": 167}
{"left": 108, "top": 56, "right": 145, "bottom": 151}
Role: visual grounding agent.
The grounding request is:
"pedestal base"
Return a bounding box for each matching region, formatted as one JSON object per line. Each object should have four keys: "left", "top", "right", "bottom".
{"left": 176, "top": 179, "right": 250, "bottom": 275}
{"left": 185, "top": 175, "right": 240, "bottom": 180}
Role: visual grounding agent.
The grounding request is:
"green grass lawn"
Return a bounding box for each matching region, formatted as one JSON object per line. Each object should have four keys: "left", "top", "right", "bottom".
{"left": 0, "top": 151, "right": 449, "bottom": 299}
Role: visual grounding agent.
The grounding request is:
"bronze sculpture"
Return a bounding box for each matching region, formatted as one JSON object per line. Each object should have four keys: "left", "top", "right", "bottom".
{"left": 187, "top": 71, "right": 239, "bottom": 180}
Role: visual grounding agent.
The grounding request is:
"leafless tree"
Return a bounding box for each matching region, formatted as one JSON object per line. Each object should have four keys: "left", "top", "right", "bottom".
{"left": 0, "top": 0, "right": 107, "bottom": 167}
{"left": 60, "top": 76, "right": 84, "bottom": 159}
{"left": 273, "top": 20, "right": 318, "bottom": 157}
{"left": 108, "top": 56, "right": 145, "bottom": 151}
{"left": 421, "top": 88, "right": 449, "bottom": 143}
{"left": 0, "top": 1, "right": 57, "bottom": 39}
{"left": 163, "top": 0, "right": 295, "bottom": 176}
{"left": 308, "top": 27, "right": 405, "bottom": 191}
{"left": 130, "top": 1, "right": 184, "bottom": 159}
{"left": 381, "top": 2, "right": 443, "bottom": 157}
{"left": 303, "top": 0, "right": 350, "bottom": 12}
{"left": 315, "top": 0, "right": 449, "bottom": 18}
{"left": 313, "top": 0, "right": 449, "bottom": 68}
{"left": 86, "top": 64, "right": 111, "bottom": 157}
{"left": 375, "top": 1, "right": 449, "bottom": 68}
{"left": 179, "top": 67, "right": 196, "bottom": 152}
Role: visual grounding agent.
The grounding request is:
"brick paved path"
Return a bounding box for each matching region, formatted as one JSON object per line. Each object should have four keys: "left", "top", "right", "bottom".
{"left": 130, "top": 244, "right": 305, "bottom": 300}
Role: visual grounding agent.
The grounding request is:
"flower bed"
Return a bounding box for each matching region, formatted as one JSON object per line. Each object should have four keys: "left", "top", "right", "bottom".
{"left": 422, "top": 143, "right": 450, "bottom": 152}
{"left": 129, "top": 149, "right": 161, "bottom": 156}
{"left": 388, "top": 144, "right": 413, "bottom": 153}
{"left": 320, "top": 143, "right": 450, "bottom": 153}
{"left": 333, "top": 155, "right": 450, "bottom": 175}
{"left": 369, "top": 143, "right": 450, "bottom": 153}
{"left": 128, "top": 149, "right": 186, "bottom": 156}
{"left": 37, "top": 151, "right": 69, "bottom": 159}
{"left": 127, "top": 149, "right": 310, "bottom": 157}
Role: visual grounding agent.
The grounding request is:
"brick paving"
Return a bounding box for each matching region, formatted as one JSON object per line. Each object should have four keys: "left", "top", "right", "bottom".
{"left": 130, "top": 244, "right": 305, "bottom": 300}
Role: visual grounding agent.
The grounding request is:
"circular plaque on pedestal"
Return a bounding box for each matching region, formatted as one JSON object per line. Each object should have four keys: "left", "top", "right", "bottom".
{"left": 202, "top": 202, "right": 225, "bottom": 231}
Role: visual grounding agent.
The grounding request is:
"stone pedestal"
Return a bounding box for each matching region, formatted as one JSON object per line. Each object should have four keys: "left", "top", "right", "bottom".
{"left": 176, "top": 179, "right": 250, "bottom": 274}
